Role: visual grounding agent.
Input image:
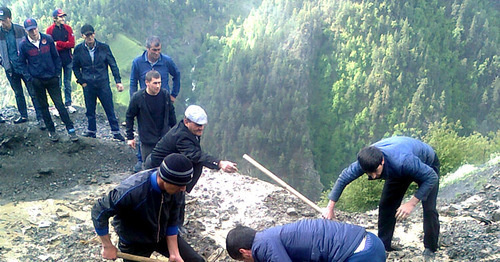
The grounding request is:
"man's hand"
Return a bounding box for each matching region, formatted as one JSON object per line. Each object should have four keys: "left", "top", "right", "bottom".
{"left": 219, "top": 161, "right": 238, "bottom": 173}
{"left": 116, "top": 83, "right": 124, "bottom": 92}
{"left": 395, "top": 196, "right": 420, "bottom": 221}
{"left": 170, "top": 95, "right": 176, "bottom": 103}
{"left": 99, "top": 234, "right": 118, "bottom": 260}
{"left": 168, "top": 254, "right": 184, "bottom": 262}
{"left": 127, "top": 139, "right": 136, "bottom": 149}
{"left": 323, "top": 200, "right": 337, "bottom": 220}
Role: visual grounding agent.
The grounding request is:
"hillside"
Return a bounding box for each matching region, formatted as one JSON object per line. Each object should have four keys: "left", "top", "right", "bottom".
{"left": 0, "top": 108, "right": 499, "bottom": 261}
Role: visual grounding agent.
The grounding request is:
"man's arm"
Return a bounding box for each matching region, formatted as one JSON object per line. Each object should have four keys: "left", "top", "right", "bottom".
{"left": 105, "top": 45, "right": 122, "bottom": 84}
{"left": 323, "top": 161, "right": 365, "bottom": 219}
{"left": 166, "top": 235, "right": 183, "bottom": 262}
{"left": 48, "top": 36, "right": 62, "bottom": 75}
{"left": 167, "top": 57, "right": 180, "bottom": 98}
{"left": 125, "top": 95, "right": 139, "bottom": 148}
{"left": 54, "top": 25, "right": 75, "bottom": 50}
{"left": 98, "top": 234, "right": 118, "bottom": 260}
{"left": 72, "top": 47, "right": 84, "bottom": 85}
{"left": 129, "top": 59, "right": 139, "bottom": 97}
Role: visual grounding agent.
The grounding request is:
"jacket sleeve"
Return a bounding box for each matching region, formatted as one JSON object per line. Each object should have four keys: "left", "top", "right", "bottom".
{"left": 129, "top": 59, "right": 139, "bottom": 97}
{"left": 72, "top": 46, "right": 84, "bottom": 84}
{"left": 91, "top": 189, "right": 122, "bottom": 236}
{"left": 17, "top": 42, "right": 32, "bottom": 82}
{"left": 328, "top": 161, "right": 365, "bottom": 201}
{"left": 55, "top": 25, "right": 75, "bottom": 50}
{"left": 253, "top": 238, "right": 292, "bottom": 262}
{"left": 176, "top": 137, "right": 220, "bottom": 169}
{"left": 146, "top": 135, "right": 170, "bottom": 168}
{"left": 402, "top": 155, "right": 439, "bottom": 201}
{"left": 105, "top": 45, "right": 121, "bottom": 83}
{"left": 48, "top": 36, "right": 62, "bottom": 75}
{"left": 168, "top": 99, "right": 176, "bottom": 128}
{"left": 125, "top": 94, "right": 139, "bottom": 140}
{"left": 167, "top": 58, "right": 180, "bottom": 98}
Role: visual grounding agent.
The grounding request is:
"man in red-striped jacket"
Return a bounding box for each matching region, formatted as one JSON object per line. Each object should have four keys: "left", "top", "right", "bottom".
{"left": 46, "top": 8, "right": 76, "bottom": 112}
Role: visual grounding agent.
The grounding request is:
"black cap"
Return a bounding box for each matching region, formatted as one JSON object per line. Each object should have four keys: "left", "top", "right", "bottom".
{"left": 158, "top": 154, "right": 193, "bottom": 186}
{"left": 81, "top": 24, "right": 94, "bottom": 35}
{"left": 0, "top": 7, "right": 12, "bottom": 21}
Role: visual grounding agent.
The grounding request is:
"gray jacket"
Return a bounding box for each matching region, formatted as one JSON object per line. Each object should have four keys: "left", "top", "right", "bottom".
{"left": 0, "top": 23, "right": 26, "bottom": 72}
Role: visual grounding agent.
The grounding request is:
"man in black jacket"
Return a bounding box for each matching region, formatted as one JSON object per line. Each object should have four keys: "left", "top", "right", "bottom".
{"left": 126, "top": 70, "right": 176, "bottom": 163}
{"left": 72, "top": 24, "right": 125, "bottom": 141}
{"left": 91, "top": 153, "right": 204, "bottom": 262}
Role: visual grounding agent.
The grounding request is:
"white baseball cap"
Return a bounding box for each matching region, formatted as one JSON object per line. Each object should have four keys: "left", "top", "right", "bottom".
{"left": 185, "top": 105, "right": 208, "bottom": 125}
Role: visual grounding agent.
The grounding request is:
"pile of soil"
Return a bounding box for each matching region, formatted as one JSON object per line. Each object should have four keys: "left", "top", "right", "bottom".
{"left": 0, "top": 106, "right": 499, "bottom": 261}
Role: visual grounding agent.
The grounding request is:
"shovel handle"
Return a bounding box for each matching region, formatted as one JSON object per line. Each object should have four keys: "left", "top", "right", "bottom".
{"left": 117, "top": 251, "right": 167, "bottom": 262}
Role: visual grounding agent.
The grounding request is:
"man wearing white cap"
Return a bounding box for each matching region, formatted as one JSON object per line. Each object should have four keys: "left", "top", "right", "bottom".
{"left": 144, "top": 105, "right": 238, "bottom": 229}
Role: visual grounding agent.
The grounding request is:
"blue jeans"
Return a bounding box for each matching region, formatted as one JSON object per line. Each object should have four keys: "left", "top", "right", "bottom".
{"left": 346, "top": 232, "right": 386, "bottom": 262}
{"left": 82, "top": 82, "right": 120, "bottom": 133}
{"left": 5, "top": 69, "right": 42, "bottom": 120}
{"left": 59, "top": 62, "right": 73, "bottom": 106}
{"left": 32, "top": 77, "right": 74, "bottom": 132}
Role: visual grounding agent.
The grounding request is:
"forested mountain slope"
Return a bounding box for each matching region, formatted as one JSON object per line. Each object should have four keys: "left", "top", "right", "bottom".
{"left": 1, "top": 0, "right": 498, "bottom": 200}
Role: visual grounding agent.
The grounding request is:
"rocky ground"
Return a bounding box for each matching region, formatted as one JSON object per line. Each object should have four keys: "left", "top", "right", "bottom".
{"left": 0, "top": 106, "right": 499, "bottom": 261}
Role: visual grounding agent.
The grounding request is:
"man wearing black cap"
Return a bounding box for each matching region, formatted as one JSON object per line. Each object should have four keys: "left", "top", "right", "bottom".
{"left": 72, "top": 24, "right": 125, "bottom": 141}
{"left": 91, "top": 153, "right": 205, "bottom": 262}
{"left": 46, "top": 8, "right": 76, "bottom": 113}
{"left": 18, "top": 18, "right": 78, "bottom": 142}
{"left": 0, "top": 7, "right": 42, "bottom": 125}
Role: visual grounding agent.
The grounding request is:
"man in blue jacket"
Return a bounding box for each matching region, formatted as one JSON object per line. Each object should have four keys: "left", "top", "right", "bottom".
{"left": 18, "top": 18, "right": 77, "bottom": 142}
{"left": 129, "top": 35, "right": 181, "bottom": 172}
{"left": 91, "top": 153, "right": 204, "bottom": 262}
{"left": 226, "top": 219, "right": 386, "bottom": 262}
{"left": 0, "top": 7, "right": 42, "bottom": 125}
{"left": 323, "top": 136, "right": 439, "bottom": 259}
{"left": 126, "top": 70, "right": 176, "bottom": 163}
{"left": 72, "top": 24, "right": 125, "bottom": 141}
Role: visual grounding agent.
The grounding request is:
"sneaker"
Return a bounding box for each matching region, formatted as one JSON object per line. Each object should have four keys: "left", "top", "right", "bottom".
{"left": 386, "top": 245, "right": 402, "bottom": 252}
{"left": 48, "top": 131, "right": 59, "bottom": 142}
{"left": 66, "top": 105, "right": 77, "bottom": 114}
{"left": 133, "top": 161, "right": 143, "bottom": 173}
{"left": 423, "top": 248, "right": 436, "bottom": 261}
{"left": 37, "top": 120, "right": 46, "bottom": 130}
{"left": 82, "top": 131, "right": 96, "bottom": 138}
{"left": 0, "top": 115, "right": 5, "bottom": 123}
{"left": 13, "top": 116, "right": 28, "bottom": 124}
{"left": 113, "top": 133, "right": 125, "bottom": 141}
{"left": 68, "top": 129, "right": 79, "bottom": 142}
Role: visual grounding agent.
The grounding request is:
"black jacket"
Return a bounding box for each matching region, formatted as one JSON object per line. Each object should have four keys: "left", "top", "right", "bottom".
{"left": 144, "top": 120, "right": 220, "bottom": 192}
{"left": 125, "top": 88, "right": 176, "bottom": 145}
{"left": 72, "top": 40, "right": 121, "bottom": 85}
{"left": 91, "top": 170, "right": 182, "bottom": 244}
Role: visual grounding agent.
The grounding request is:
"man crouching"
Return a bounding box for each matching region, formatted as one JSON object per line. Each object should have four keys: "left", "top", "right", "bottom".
{"left": 91, "top": 153, "right": 204, "bottom": 262}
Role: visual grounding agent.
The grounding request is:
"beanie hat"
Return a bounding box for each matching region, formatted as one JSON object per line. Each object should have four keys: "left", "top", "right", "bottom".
{"left": 158, "top": 153, "right": 193, "bottom": 186}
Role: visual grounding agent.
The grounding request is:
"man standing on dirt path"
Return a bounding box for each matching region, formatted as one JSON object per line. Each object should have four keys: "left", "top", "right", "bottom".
{"left": 323, "top": 136, "right": 440, "bottom": 260}
{"left": 144, "top": 105, "right": 238, "bottom": 230}
{"left": 0, "top": 7, "right": 43, "bottom": 126}
{"left": 129, "top": 35, "right": 181, "bottom": 173}
{"left": 91, "top": 153, "right": 205, "bottom": 262}
{"left": 18, "top": 18, "right": 78, "bottom": 142}
{"left": 226, "top": 219, "right": 386, "bottom": 262}
{"left": 72, "top": 24, "right": 125, "bottom": 141}
{"left": 46, "top": 8, "right": 76, "bottom": 113}
{"left": 125, "top": 70, "right": 176, "bottom": 165}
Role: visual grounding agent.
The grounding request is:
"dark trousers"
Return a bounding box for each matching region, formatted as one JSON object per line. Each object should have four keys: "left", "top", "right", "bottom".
{"left": 5, "top": 70, "right": 42, "bottom": 120}
{"left": 82, "top": 82, "right": 120, "bottom": 133}
{"left": 118, "top": 236, "right": 204, "bottom": 262}
{"left": 378, "top": 159, "right": 440, "bottom": 252}
{"left": 32, "top": 77, "right": 74, "bottom": 132}
{"left": 59, "top": 62, "right": 73, "bottom": 106}
{"left": 140, "top": 142, "right": 155, "bottom": 162}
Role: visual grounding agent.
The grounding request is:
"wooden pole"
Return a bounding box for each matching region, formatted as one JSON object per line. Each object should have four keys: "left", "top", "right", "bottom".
{"left": 117, "top": 251, "right": 167, "bottom": 262}
{"left": 243, "top": 154, "right": 323, "bottom": 214}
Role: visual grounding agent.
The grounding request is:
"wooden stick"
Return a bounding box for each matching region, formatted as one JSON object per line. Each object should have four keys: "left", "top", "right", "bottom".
{"left": 117, "top": 251, "right": 167, "bottom": 262}
{"left": 243, "top": 154, "right": 323, "bottom": 214}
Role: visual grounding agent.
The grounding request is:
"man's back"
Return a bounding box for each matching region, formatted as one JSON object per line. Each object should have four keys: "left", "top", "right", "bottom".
{"left": 252, "top": 219, "right": 365, "bottom": 262}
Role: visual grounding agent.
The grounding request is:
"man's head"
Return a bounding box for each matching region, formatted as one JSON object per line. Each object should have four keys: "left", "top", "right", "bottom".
{"left": 183, "top": 105, "right": 207, "bottom": 137}
{"left": 81, "top": 24, "right": 95, "bottom": 47}
{"left": 226, "top": 225, "right": 257, "bottom": 261}
{"left": 157, "top": 153, "right": 193, "bottom": 194}
{"left": 24, "top": 18, "right": 39, "bottom": 41}
{"left": 357, "top": 146, "right": 384, "bottom": 180}
{"left": 52, "top": 8, "right": 66, "bottom": 26}
{"left": 145, "top": 35, "right": 162, "bottom": 62}
{"left": 0, "top": 7, "right": 12, "bottom": 29}
{"left": 145, "top": 70, "right": 161, "bottom": 96}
